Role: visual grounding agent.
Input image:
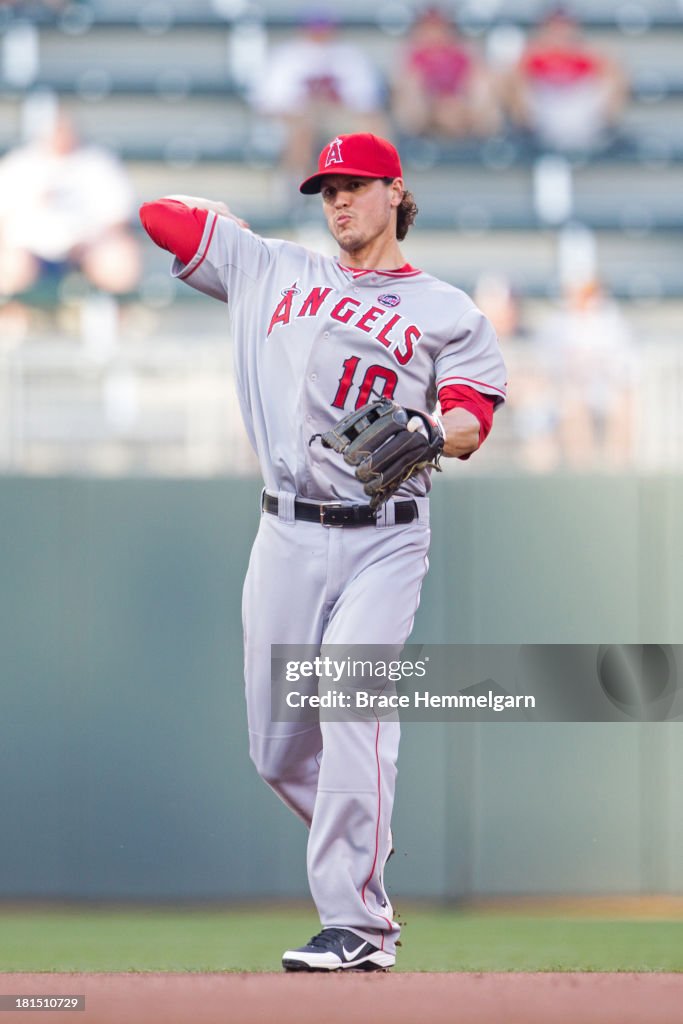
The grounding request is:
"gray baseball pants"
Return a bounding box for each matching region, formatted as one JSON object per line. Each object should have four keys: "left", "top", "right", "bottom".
{"left": 242, "top": 492, "right": 431, "bottom": 955}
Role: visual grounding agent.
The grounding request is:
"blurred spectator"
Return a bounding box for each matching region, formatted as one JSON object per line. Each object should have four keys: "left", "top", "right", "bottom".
{"left": 473, "top": 272, "right": 557, "bottom": 472}
{"left": 530, "top": 279, "right": 637, "bottom": 469}
{"left": 505, "top": 6, "right": 628, "bottom": 152}
{"left": 392, "top": 6, "right": 501, "bottom": 139}
{"left": 0, "top": 106, "right": 141, "bottom": 300}
{"left": 251, "top": 11, "right": 387, "bottom": 186}
{"left": 0, "top": 0, "right": 69, "bottom": 13}
{"left": 474, "top": 271, "right": 523, "bottom": 344}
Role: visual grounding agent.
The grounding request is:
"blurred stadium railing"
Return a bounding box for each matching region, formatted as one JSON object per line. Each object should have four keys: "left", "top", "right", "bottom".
{"left": 3, "top": 332, "right": 683, "bottom": 475}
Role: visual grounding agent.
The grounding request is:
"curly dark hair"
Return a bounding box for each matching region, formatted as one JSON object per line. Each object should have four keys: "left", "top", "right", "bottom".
{"left": 383, "top": 178, "right": 418, "bottom": 241}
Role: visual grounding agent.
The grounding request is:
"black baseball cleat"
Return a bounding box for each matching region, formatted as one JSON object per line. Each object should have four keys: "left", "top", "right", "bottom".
{"left": 282, "top": 928, "right": 395, "bottom": 972}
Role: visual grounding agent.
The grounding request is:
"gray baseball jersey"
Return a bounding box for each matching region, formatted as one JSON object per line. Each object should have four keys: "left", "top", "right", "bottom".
{"left": 172, "top": 213, "right": 506, "bottom": 499}
{"left": 169, "top": 211, "right": 505, "bottom": 958}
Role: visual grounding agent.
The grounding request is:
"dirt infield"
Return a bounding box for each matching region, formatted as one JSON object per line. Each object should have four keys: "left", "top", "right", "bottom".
{"left": 1, "top": 972, "right": 682, "bottom": 1024}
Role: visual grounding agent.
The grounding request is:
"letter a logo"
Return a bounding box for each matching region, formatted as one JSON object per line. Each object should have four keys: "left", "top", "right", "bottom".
{"left": 325, "top": 137, "right": 343, "bottom": 168}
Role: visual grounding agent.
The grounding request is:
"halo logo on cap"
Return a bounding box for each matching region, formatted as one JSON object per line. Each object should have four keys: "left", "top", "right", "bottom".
{"left": 325, "top": 137, "right": 344, "bottom": 167}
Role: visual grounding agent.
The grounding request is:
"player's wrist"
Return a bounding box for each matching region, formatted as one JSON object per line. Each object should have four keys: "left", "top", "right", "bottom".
{"left": 407, "top": 410, "right": 445, "bottom": 443}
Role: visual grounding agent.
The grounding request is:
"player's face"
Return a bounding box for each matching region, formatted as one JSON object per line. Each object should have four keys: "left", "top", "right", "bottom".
{"left": 320, "top": 176, "right": 403, "bottom": 255}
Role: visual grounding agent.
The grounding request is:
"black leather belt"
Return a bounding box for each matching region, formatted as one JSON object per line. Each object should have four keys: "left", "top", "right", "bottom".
{"left": 262, "top": 493, "right": 418, "bottom": 527}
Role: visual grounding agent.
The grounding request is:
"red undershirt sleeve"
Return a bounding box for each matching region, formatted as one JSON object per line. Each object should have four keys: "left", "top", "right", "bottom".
{"left": 439, "top": 383, "right": 497, "bottom": 458}
{"left": 139, "top": 198, "right": 209, "bottom": 266}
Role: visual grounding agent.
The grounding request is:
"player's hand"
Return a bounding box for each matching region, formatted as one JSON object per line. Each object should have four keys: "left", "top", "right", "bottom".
{"left": 163, "top": 195, "right": 250, "bottom": 228}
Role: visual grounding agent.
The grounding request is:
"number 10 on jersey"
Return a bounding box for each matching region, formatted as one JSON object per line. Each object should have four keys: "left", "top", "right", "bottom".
{"left": 332, "top": 358, "right": 398, "bottom": 410}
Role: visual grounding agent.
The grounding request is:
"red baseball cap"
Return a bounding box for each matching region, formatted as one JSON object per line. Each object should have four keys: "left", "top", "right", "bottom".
{"left": 299, "top": 133, "right": 403, "bottom": 195}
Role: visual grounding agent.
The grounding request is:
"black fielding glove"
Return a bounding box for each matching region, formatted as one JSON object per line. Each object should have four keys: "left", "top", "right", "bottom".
{"left": 312, "top": 397, "right": 444, "bottom": 511}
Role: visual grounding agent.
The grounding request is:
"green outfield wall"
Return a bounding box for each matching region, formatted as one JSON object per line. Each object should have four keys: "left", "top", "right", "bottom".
{"left": 1, "top": 475, "right": 681, "bottom": 900}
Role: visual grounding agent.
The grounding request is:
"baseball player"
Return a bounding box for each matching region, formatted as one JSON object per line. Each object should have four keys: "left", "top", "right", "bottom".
{"left": 140, "top": 133, "right": 506, "bottom": 971}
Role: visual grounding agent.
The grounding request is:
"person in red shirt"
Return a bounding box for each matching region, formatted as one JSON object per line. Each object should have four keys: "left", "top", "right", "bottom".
{"left": 505, "top": 6, "right": 628, "bottom": 151}
{"left": 391, "top": 6, "right": 501, "bottom": 139}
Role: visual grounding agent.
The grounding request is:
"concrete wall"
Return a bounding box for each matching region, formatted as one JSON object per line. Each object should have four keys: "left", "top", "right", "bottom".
{"left": 0, "top": 475, "right": 681, "bottom": 900}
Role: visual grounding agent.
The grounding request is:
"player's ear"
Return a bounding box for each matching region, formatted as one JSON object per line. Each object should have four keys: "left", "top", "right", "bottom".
{"left": 389, "top": 178, "right": 404, "bottom": 208}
